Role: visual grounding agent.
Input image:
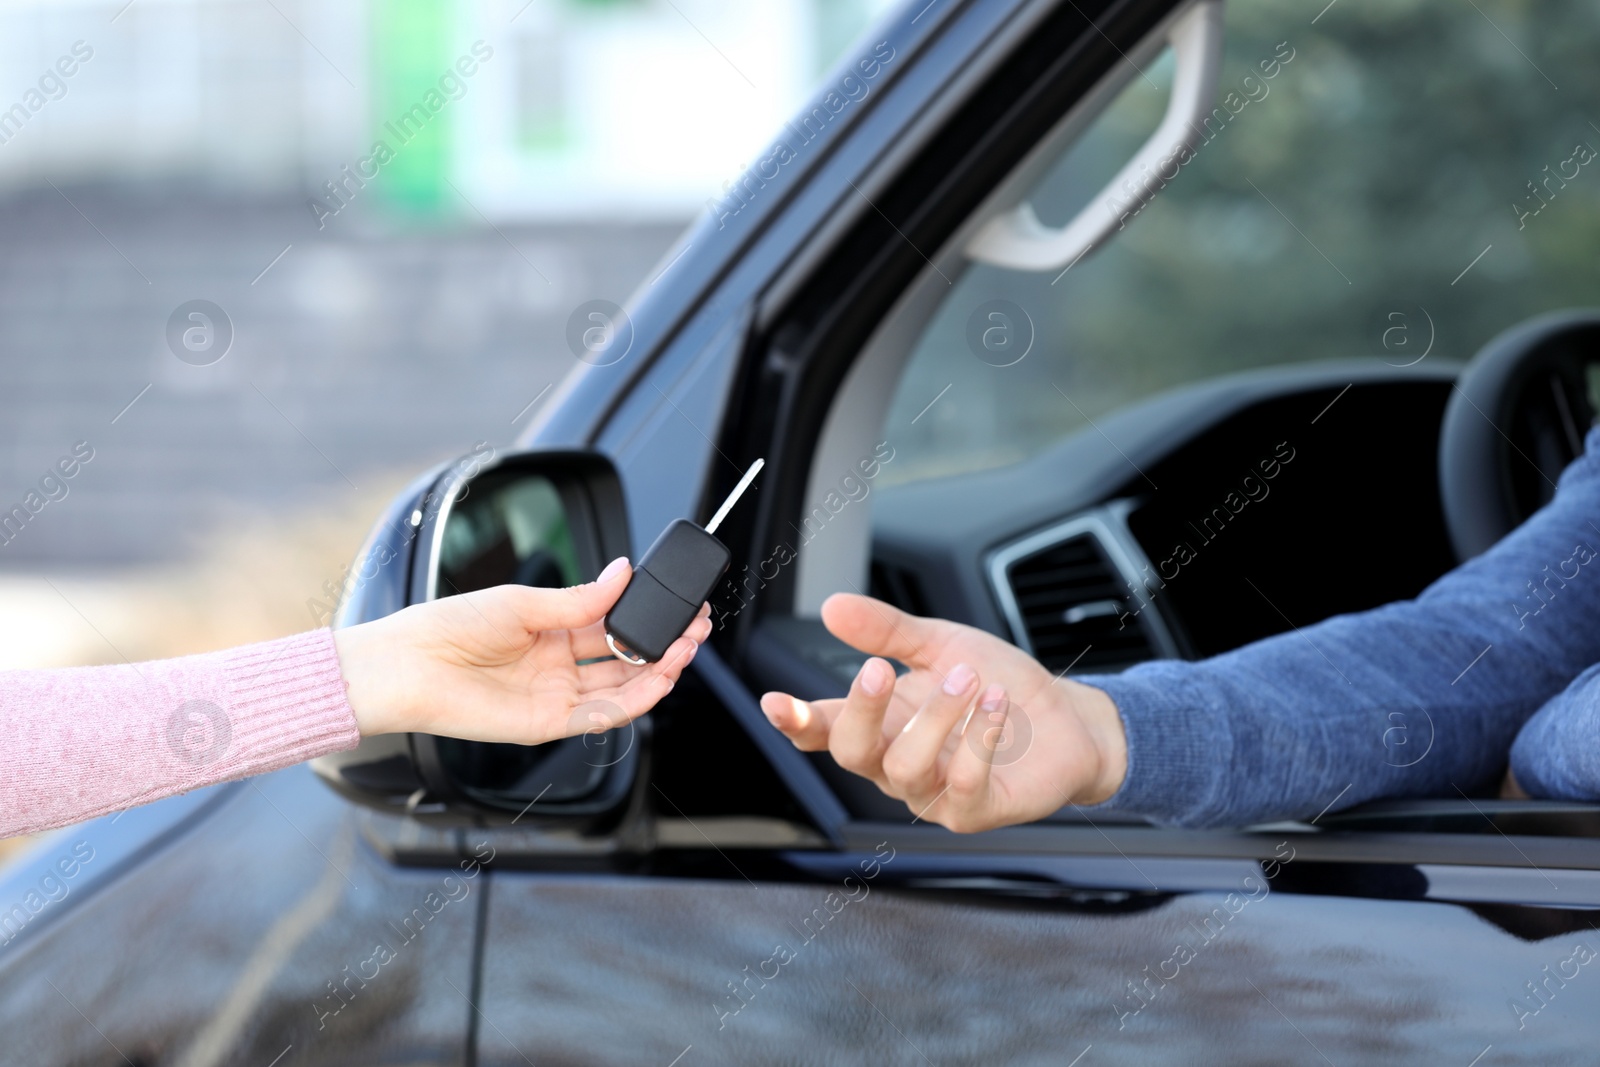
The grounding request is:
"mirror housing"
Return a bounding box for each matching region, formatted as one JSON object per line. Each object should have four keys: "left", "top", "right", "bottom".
{"left": 312, "top": 446, "right": 642, "bottom": 833}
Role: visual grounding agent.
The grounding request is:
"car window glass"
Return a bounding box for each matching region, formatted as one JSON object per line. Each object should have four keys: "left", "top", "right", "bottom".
{"left": 438, "top": 471, "right": 581, "bottom": 595}
{"left": 883, "top": 0, "right": 1600, "bottom": 487}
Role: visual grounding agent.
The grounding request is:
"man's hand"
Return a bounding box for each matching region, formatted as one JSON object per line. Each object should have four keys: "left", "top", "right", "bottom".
{"left": 335, "top": 558, "right": 710, "bottom": 744}
{"left": 760, "top": 593, "right": 1126, "bottom": 832}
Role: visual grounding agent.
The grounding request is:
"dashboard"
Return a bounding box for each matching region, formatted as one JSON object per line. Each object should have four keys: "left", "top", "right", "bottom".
{"left": 869, "top": 360, "right": 1463, "bottom": 673}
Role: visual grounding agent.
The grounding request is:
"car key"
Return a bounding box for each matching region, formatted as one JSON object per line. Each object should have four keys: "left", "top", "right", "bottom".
{"left": 604, "top": 458, "right": 765, "bottom": 664}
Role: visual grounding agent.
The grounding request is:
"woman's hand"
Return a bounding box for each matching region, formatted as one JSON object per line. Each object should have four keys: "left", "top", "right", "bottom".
{"left": 333, "top": 557, "right": 709, "bottom": 745}
{"left": 759, "top": 593, "right": 1127, "bottom": 832}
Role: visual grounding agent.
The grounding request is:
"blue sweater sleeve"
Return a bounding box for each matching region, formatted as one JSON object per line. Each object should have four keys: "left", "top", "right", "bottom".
{"left": 1074, "top": 426, "right": 1600, "bottom": 828}
{"left": 1509, "top": 663, "right": 1600, "bottom": 800}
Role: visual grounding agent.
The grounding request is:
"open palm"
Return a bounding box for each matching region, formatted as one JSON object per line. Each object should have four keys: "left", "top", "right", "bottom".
{"left": 336, "top": 561, "right": 708, "bottom": 744}
{"left": 760, "top": 593, "right": 1125, "bottom": 831}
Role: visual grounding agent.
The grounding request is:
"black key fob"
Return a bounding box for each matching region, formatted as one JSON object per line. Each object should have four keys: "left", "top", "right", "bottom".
{"left": 604, "top": 519, "right": 729, "bottom": 663}
{"left": 605, "top": 459, "right": 762, "bottom": 665}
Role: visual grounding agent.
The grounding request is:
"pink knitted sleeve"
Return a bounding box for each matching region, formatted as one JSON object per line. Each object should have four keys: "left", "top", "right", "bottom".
{"left": 0, "top": 629, "right": 362, "bottom": 839}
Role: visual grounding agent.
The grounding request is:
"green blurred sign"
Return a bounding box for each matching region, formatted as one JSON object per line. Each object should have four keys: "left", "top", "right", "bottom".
{"left": 370, "top": 0, "right": 456, "bottom": 212}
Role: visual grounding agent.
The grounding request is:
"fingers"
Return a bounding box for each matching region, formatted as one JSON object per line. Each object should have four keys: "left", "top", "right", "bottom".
{"left": 760, "top": 693, "right": 843, "bottom": 751}
{"left": 944, "top": 684, "right": 1006, "bottom": 818}
{"left": 829, "top": 657, "right": 898, "bottom": 784}
{"left": 882, "top": 663, "right": 979, "bottom": 798}
{"left": 500, "top": 557, "right": 634, "bottom": 633}
{"left": 571, "top": 605, "right": 711, "bottom": 662}
{"left": 570, "top": 620, "right": 618, "bottom": 661}
{"left": 593, "top": 633, "right": 699, "bottom": 722}
{"left": 578, "top": 614, "right": 708, "bottom": 688}
{"left": 562, "top": 698, "right": 633, "bottom": 738}
{"left": 579, "top": 655, "right": 665, "bottom": 691}
{"left": 557, "top": 635, "right": 698, "bottom": 744}
{"left": 820, "top": 593, "right": 938, "bottom": 667}
{"left": 761, "top": 658, "right": 1005, "bottom": 834}
{"left": 689, "top": 605, "right": 713, "bottom": 641}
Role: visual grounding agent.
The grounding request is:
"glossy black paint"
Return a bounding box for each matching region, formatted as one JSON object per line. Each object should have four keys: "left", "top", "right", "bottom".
{"left": 473, "top": 875, "right": 1600, "bottom": 1065}
{"left": 0, "top": 770, "right": 480, "bottom": 1066}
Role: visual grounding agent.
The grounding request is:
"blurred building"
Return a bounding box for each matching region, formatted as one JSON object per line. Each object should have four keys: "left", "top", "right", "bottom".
{"left": 0, "top": 0, "right": 895, "bottom": 219}
{"left": 0, "top": 0, "right": 896, "bottom": 577}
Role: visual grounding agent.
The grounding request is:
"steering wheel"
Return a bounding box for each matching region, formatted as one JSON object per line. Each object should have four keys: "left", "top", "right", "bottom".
{"left": 1439, "top": 310, "right": 1600, "bottom": 561}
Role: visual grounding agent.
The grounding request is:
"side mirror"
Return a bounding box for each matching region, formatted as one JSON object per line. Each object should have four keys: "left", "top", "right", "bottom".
{"left": 312, "top": 446, "right": 640, "bottom": 831}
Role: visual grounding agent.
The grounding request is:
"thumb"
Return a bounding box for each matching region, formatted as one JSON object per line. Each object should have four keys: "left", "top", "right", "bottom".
{"left": 501, "top": 556, "right": 632, "bottom": 632}
{"left": 819, "top": 592, "right": 934, "bottom": 666}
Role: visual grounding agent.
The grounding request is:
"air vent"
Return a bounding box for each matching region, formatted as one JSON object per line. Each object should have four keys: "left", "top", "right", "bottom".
{"left": 1005, "top": 533, "right": 1157, "bottom": 672}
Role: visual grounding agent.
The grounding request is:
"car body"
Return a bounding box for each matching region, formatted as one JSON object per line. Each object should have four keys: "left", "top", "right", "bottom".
{"left": 6, "top": 0, "right": 1600, "bottom": 1063}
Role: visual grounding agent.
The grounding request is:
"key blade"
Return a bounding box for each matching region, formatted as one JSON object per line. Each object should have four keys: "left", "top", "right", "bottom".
{"left": 705, "top": 458, "right": 765, "bottom": 535}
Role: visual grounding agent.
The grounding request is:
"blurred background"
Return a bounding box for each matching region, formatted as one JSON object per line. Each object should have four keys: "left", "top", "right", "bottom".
{"left": 0, "top": 0, "right": 893, "bottom": 693}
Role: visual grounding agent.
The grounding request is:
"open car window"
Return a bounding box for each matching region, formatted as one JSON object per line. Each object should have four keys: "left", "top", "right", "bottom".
{"left": 787, "top": 0, "right": 1600, "bottom": 846}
